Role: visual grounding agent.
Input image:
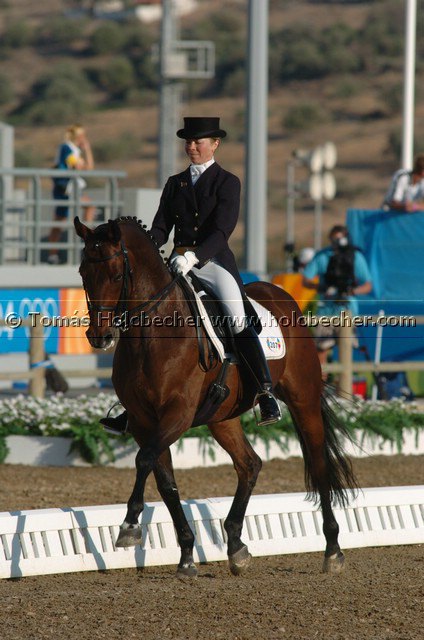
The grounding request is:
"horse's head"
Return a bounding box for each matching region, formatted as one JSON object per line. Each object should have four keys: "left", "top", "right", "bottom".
{"left": 75, "top": 216, "right": 130, "bottom": 349}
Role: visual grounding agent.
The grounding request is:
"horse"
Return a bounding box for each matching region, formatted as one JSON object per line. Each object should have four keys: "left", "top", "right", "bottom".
{"left": 74, "top": 215, "right": 357, "bottom": 578}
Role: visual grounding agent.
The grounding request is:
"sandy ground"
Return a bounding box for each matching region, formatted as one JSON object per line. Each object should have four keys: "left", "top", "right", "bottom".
{"left": 0, "top": 456, "right": 423, "bottom": 640}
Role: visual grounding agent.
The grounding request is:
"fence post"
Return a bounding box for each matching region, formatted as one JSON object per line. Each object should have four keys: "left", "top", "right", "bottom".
{"left": 29, "top": 315, "right": 46, "bottom": 398}
{"left": 338, "top": 312, "right": 353, "bottom": 396}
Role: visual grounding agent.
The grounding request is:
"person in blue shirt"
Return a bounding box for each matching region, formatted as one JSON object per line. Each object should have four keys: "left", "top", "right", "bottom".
{"left": 48, "top": 124, "right": 95, "bottom": 264}
{"left": 302, "top": 225, "right": 372, "bottom": 371}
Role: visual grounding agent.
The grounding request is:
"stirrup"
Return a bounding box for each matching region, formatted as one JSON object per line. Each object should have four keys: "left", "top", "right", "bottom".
{"left": 253, "top": 390, "right": 282, "bottom": 427}
{"left": 100, "top": 401, "right": 128, "bottom": 435}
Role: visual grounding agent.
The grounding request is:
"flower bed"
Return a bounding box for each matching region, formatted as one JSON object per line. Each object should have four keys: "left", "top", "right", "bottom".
{"left": 0, "top": 393, "right": 423, "bottom": 465}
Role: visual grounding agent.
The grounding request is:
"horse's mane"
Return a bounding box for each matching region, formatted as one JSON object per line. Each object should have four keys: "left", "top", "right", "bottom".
{"left": 93, "top": 216, "right": 169, "bottom": 267}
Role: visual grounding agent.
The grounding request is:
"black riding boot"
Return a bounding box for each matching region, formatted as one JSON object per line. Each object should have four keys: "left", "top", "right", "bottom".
{"left": 235, "top": 325, "right": 282, "bottom": 426}
{"left": 100, "top": 410, "right": 128, "bottom": 435}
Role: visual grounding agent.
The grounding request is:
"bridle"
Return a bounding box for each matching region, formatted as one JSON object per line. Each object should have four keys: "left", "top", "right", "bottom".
{"left": 82, "top": 238, "right": 181, "bottom": 332}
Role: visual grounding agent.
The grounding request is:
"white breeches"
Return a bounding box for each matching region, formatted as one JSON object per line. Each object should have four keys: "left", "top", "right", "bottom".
{"left": 192, "top": 260, "right": 246, "bottom": 334}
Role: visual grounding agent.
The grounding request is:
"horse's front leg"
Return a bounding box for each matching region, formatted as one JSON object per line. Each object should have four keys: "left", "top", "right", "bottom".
{"left": 153, "top": 448, "right": 197, "bottom": 579}
{"left": 208, "top": 418, "right": 262, "bottom": 576}
{"left": 115, "top": 445, "right": 156, "bottom": 547}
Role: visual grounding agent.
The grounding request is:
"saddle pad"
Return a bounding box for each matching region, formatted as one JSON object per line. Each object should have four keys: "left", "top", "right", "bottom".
{"left": 189, "top": 280, "right": 286, "bottom": 362}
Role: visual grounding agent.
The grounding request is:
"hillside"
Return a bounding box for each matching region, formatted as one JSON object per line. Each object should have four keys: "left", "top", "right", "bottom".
{"left": 0, "top": 0, "right": 423, "bottom": 270}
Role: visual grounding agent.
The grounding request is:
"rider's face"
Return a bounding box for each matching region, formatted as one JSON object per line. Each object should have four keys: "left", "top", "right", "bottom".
{"left": 184, "top": 138, "right": 219, "bottom": 164}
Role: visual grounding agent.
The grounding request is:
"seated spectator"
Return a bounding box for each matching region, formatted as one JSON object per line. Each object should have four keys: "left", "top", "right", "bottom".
{"left": 48, "top": 124, "right": 95, "bottom": 264}
{"left": 383, "top": 153, "right": 424, "bottom": 212}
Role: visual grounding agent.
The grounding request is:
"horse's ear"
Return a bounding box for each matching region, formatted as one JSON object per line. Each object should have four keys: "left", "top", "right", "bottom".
{"left": 107, "top": 219, "right": 121, "bottom": 244}
{"left": 74, "top": 216, "right": 92, "bottom": 241}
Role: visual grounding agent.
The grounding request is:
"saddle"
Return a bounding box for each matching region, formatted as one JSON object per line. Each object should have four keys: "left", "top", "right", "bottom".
{"left": 178, "top": 273, "right": 286, "bottom": 428}
{"left": 180, "top": 273, "right": 285, "bottom": 364}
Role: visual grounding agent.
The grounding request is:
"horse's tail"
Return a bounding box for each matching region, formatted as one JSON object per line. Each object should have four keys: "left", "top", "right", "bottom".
{"left": 295, "top": 385, "right": 359, "bottom": 508}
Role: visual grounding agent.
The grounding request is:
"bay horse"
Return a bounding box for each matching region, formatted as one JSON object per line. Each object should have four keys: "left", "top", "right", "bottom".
{"left": 74, "top": 216, "right": 357, "bottom": 577}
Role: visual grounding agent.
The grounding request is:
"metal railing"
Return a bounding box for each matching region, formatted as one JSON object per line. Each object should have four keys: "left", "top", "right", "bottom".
{"left": 0, "top": 167, "right": 126, "bottom": 265}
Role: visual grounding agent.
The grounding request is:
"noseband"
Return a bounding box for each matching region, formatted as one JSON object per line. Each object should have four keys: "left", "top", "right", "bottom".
{"left": 82, "top": 239, "right": 180, "bottom": 332}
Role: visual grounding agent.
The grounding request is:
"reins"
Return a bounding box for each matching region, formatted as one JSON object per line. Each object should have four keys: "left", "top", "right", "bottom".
{"left": 82, "top": 221, "right": 215, "bottom": 371}
{"left": 82, "top": 237, "right": 182, "bottom": 331}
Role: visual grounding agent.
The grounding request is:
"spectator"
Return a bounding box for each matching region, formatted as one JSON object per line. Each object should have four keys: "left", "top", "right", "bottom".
{"left": 48, "top": 124, "right": 95, "bottom": 264}
{"left": 293, "top": 246, "right": 315, "bottom": 273}
{"left": 383, "top": 153, "right": 424, "bottom": 212}
{"left": 302, "top": 225, "right": 372, "bottom": 372}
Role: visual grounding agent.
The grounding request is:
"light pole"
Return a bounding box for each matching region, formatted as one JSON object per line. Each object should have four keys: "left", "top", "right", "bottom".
{"left": 401, "top": 0, "right": 417, "bottom": 170}
{"left": 244, "top": 0, "right": 268, "bottom": 277}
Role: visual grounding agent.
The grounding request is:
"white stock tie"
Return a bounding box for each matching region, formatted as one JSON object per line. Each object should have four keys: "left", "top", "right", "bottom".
{"left": 190, "top": 164, "right": 205, "bottom": 185}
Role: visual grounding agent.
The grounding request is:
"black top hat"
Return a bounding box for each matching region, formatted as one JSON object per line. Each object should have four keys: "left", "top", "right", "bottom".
{"left": 176, "top": 117, "right": 227, "bottom": 139}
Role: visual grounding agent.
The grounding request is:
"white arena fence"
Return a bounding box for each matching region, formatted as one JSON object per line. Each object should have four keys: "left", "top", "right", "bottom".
{"left": 0, "top": 486, "right": 423, "bottom": 579}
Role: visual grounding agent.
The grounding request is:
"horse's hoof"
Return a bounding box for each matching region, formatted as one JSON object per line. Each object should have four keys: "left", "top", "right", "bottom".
{"left": 228, "top": 545, "right": 252, "bottom": 576}
{"left": 322, "top": 551, "right": 345, "bottom": 574}
{"left": 176, "top": 562, "right": 198, "bottom": 580}
{"left": 115, "top": 523, "right": 142, "bottom": 548}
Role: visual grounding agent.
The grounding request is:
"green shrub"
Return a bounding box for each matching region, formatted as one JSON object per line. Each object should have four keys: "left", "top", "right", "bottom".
{"left": 90, "top": 22, "right": 127, "bottom": 55}
{"left": 93, "top": 132, "right": 140, "bottom": 163}
{"left": 331, "top": 76, "right": 361, "bottom": 99}
{"left": 24, "top": 100, "right": 80, "bottom": 125}
{"left": 283, "top": 103, "right": 326, "bottom": 131}
{"left": 98, "top": 57, "right": 135, "bottom": 99}
{"left": 379, "top": 83, "right": 403, "bottom": 116}
{"left": 0, "top": 72, "right": 13, "bottom": 104}
{"left": 3, "top": 20, "right": 34, "bottom": 48}
{"left": 18, "top": 63, "right": 92, "bottom": 124}
{"left": 34, "top": 17, "right": 84, "bottom": 47}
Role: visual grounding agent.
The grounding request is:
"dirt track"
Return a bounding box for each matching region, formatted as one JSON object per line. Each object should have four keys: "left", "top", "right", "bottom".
{"left": 0, "top": 456, "right": 423, "bottom": 640}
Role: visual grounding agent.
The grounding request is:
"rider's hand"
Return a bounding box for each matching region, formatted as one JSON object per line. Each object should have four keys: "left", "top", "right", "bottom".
{"left": 170, "top": 251, "right": 199, "bottom": 276}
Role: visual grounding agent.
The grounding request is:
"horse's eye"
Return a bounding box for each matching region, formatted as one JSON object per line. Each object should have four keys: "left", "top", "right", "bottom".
{"left": 113, "top": 274, "right": 123, "bottom": 282}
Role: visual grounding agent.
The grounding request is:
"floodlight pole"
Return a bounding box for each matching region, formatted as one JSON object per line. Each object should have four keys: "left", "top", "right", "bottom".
{"left": 244, "top": 0, "right": 268, "bottom": 277}
{"left": 401, "top": 0, "right": 417, "bottom": 170}
{"left": 158, "top": 0, "right": 181, "bottom": 187}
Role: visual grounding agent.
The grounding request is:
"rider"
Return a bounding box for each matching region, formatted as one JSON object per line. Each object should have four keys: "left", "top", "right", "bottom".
{"left": 100, "top": 116, "right": 281, "bottom": 433}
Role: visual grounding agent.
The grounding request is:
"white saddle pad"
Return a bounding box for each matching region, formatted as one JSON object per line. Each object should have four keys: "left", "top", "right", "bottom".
{"left": 188, "top": 279, "right": 286, "bottom": 363}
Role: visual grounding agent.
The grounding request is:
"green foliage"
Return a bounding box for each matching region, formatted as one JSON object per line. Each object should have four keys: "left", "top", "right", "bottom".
{"left": 97, "top": 56, "right": 135, "bottom": 98}
{"left": 2, "top": 20, "right": 34, "bottom": 48}
{"left": 34, "top": 17, "right": 84, "bottom": 47}
{"left": 379, "top": 82, "right": 403, "bottom": 116}
{"left": 93, "top": 132, "right": 140, "bottom": 163}
{"left": 283, "top": 102, "right": 326, "bottom": 131}
{"left": 18, "top": 62, "right": 92, "bottom": 125}
{"left": 331, "top": 76, "right": 362, "bottom": 99}
{"left": 0, "top": 395, "right": 422, "bottom": 466}
{"left": 0, "top": 73, "right": 13, "bottom": 105}
{"left": 90, "top": 21, "right": 127, "bottom": 55}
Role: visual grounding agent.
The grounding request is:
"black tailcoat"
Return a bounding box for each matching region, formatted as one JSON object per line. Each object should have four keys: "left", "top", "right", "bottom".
{"left": 150, "top": 162, "right": 243, "bottom": 287}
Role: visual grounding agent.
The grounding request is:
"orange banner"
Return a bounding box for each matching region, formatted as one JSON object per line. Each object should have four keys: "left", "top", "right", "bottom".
{"left": 58, "top": 288, "right": 92, "bottom": 354}
{"left": 271, "top": 273, "right": 318, "bottom": 312}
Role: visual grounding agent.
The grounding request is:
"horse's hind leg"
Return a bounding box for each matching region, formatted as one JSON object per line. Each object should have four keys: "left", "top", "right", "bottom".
{"left": 208, "top": 417, "right": 262, "bottom": 576}
{"left": 276, "top": 381, "right": 356, "bottom": 574}
{"left": 153, "top": 448, "right": 197, "bottom": 579}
